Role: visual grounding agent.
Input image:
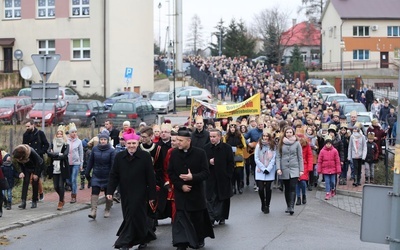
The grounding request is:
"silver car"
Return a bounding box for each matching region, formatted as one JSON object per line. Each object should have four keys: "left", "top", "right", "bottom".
{"left": 175, "top": 88, "right": 212, "bottom": 106}
{"left": 149, "top": 92, "right": 174, "bottom": 114}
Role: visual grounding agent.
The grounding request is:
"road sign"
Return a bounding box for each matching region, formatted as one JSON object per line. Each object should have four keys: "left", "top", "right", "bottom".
{"left": 124, "top": 67, "right": 133, "bottom": 84}
{"left": 31, "top": 54, "right": 61, "bottom": 82}
{"left": 361, "top": 185, "right": 392, "bottom": 244}
{"left": 31, "top": 83, "right": 59, "bottom": 103}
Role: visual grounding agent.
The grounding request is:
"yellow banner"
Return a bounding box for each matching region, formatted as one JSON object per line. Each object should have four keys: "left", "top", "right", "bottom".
{"left": 216, "top": 93, "right": 261, "bottom": 118}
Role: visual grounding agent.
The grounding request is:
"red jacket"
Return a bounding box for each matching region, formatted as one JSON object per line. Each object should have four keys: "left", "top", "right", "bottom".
{"left": 317, "top": 145, "right": 341, "bottom": 175}
{"left": 299, "top": 143, "right": 313, "bottom": 181}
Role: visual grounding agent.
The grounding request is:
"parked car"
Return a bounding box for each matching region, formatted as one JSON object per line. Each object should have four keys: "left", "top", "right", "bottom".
{"left": 0, "top": 96, "right": 33, "bottom": 125}
{"left": 149, "top": 92, "right": 174, "bottom": 114}
{"left": 63, "top": 99, "right": 107, "bottom": 127}
{"left": 103, "top": 91, "right": 142, "bottom": 108}
{"left": 342, "top": 102, "right": 367, "bottom": 115}
{"left": 18, "top": 87, "right": 79, "bottom": 103}
{"left": 308, "top": 78, "right": 332, "bottom": 86}
{"left": 316, "top": 85, "right": 337, "bottom": 100}
{"left": 26, "top": 100, "right": 68, "bottom": 126}
{"left": 104, "top": 99, "right": 157, "bottom": 128}
{"left": 175, "top": 88, "right": 212, "bottom": 106}
{"left": 324, "top": 93, "right": 348, "bottom": 105}
{"left": 173, "top": 86, "right": 199, "bottom": 95}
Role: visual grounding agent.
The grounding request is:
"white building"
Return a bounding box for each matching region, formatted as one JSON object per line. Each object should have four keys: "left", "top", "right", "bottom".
{"left": 0, "top": 0, "right": 154, "bottom": 97}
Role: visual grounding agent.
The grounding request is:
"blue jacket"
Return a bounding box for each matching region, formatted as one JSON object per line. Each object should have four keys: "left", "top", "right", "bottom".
{"left": 244, "top": 127, "right": 263, "bottom": 143}
{"left": 86, "top": 144, "right": 115, "bottom": 188}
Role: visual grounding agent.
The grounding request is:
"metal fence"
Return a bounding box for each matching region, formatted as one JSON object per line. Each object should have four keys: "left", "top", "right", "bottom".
{"left": 190, "top": 66, "right": 219, "bottom": 96}
{"left": 384, "top": 147, "right": 395, "bottom": 186}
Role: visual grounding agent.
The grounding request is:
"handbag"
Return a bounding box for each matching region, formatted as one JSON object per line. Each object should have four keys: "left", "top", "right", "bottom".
{"left": 234, "top": 155, "right": 244, "bottom": 162}
{"left": 0, "top": 177, "right": 9, "bottom": 190}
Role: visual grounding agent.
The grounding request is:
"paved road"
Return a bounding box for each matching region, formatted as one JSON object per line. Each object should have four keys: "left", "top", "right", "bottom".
{"left": 0, "top": 184, "right": 384, "bottom": 250}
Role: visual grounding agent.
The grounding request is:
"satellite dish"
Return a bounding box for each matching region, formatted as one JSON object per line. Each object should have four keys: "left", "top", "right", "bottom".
{"left": 20, "top": 66, "right": 32, "bottom": 80}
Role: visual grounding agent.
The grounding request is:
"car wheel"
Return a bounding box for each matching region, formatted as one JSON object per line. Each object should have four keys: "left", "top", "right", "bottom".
{"left": 11, "top": 115, "right": 17, "bottom": 125}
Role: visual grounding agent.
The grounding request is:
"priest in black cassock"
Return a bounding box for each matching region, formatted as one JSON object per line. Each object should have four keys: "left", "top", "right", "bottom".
{"left": 168, "top": 127, "right": 215, "bottom": 250}
{"left": 107, "top": 128, "right": 157, "bottom": 250}
{"left": 204, "top": 129, "right": 235, "bottom": 225}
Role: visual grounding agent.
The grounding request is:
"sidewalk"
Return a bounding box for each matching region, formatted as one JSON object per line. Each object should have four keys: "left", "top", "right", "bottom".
{"left": 0, "top": 187, "right": 105, "bottom": 233}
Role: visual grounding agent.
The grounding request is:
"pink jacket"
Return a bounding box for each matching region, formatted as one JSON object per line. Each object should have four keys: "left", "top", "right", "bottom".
{"left": 317, "top": 145, "right": 341, "bottom": 175}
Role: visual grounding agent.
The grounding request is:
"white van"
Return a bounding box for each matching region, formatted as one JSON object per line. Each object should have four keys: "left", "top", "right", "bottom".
{"left": 18, "top": 87, "right": 79, "bottom": 102}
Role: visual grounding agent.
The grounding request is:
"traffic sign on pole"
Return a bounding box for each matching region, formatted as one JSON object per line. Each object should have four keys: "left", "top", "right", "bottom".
{"left": 124, "top": 67, "right": 133, "bottom": 84}
{"left": 31, "top": 54, "right": 61, "bottom": 82}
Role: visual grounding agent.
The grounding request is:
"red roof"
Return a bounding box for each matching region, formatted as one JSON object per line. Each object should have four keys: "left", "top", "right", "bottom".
{"left": 280, "top": 21, "right": 320, "bottom": 47}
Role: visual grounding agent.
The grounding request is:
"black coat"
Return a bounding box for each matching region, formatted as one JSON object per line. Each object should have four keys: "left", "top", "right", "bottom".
{"left": 107, "top": 149, "right": 157, "bottom": 248}
{"left": 17, "top": 148, "right": 44, "bottom": 176}
{"left": 168, "top": 146, "right": 210, "bottom": 211}
{"left": 23, "top": 128, "right": 49, "bottom": 157}
{"left": 204, "top": 142, "right": 234, "bottom": 200}
{"left": 86, "top": 144, "right": 115, "bottom": 188}
{"left": 47, "top": 143, "right": 70, "bottom": 180}
{"left": 191, "top": 129, "right": 210, "bottom": 148}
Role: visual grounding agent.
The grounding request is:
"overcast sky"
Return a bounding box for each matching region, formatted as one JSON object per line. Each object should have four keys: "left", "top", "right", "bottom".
{"left": 153, "top": 0, "right": 308, "bottom": 51}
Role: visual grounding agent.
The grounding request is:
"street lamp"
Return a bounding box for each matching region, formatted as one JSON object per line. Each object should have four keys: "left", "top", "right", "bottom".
{"left": 158, "top": 2, "right": 162, "bottom": 52}
{"left": 340, "top": 40, "right": 346, "bottom": 94}
{"left": 168, "top": 41, "right": 177, "bottom": 114}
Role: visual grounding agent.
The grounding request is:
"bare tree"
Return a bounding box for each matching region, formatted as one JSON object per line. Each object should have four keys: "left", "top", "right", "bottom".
{"left": 297, "top": 0, "right": 326, "bottom": 21}
{"left": 186, "top": 14, "right": 204, "bottom": 55}
{"left": 253, "top": 7, "right": 291, "bottom": 66}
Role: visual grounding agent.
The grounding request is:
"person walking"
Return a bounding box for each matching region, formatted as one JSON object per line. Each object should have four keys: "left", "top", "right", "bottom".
{"left": 66, "top": 123, "right": 83, "bottom": 203}
{"left": 318, "top": 136, "right": 341, "bottom": 200}
{"left": 348, "top": 126, "right": 367, "bottom": 187}
{"left": 107, "top": 128, "right": 157, "bottom": 249}
{"left": 86, "top": 129, "right": 115, "bottom": 219}
{"left": 204, "top": 129, "right": 235, "bottom": 226}
{"left": 276, "top": 127, "right": 304, "bottom": 215}
{"left": 12, "top": 144, "right": 44, "bottom": 209}
{"left": 47, "top": 125, "right": 70, "bottom": 210}
{"left": 168, "top": 127, "right": 215, "bottom": 250}
{"left": 254, "top": 130, "right": 276, "bottom": 214}
{"left": 1, "top": 154, "right": 21, "bottom": 210}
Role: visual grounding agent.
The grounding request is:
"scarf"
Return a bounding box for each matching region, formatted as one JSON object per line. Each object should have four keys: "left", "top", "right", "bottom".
{"left": 52, "top": 138, "right": 64, "bottom": 174}
{"left": 352, "top": 132, "right": 362, "bottom": 156}
{"left": 283, "top": 136, "right": 297, "bottom": 145}
{"left": 258, "top": 146, "right": 274, "bottom": 173}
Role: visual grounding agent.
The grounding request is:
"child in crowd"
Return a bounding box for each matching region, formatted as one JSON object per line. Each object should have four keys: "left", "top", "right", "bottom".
{"left": 318, "top": 136, "right": 341, "bottom": 200}
{"left": 2, "top": 154, "right": 22, "bottom": 210}
{"left": 365, "top": 132, "right": 379, "bottom": 184}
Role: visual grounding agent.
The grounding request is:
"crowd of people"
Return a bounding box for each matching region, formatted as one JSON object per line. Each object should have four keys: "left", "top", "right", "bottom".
{"left": 0, "top": 55, "right": 398, "bottom": 249}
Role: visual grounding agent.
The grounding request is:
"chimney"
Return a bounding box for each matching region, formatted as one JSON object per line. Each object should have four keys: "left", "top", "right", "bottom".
{"left": 292, "top": 19, "right": 297, "bottom": 27}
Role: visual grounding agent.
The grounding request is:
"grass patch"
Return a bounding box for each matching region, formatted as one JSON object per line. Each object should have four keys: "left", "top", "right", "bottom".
{"left": 374, "top": 158, "right": 394, "bottom": 186}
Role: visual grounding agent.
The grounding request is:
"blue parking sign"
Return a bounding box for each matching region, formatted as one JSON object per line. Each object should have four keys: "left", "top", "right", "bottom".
{"left": 125, "top": 67, "right": 133, "bottom": 78}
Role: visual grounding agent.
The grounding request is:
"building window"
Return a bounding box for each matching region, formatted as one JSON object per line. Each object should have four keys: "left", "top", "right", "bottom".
{"left": 83, "top": 80, "right": 90, "bottom": 87}
{"left": 38, "top": 40, "right": 56, "bottom": 54}
{"left": 395, "top": 48, "right": 400, "bottom": 59}
{"left": 72, "top": 39, "right": 90, "bottom": 60}
{"left": 333, "top": 26, "right": 337, "bottom": 39}
{"left": 38, "top": 0, "right": 55, "bottom": 18}
{"left": 388, "top": 26, "right": 400, "bottom": 37}
{"left": 353, "top": 26, "right": 370, "bottom": 37}
{"left": 72, "top": 0, "right": 89, "bottom": 17}
{"left": 353, "top": 50, "right": 370, "bottom": 60}
{"left": 4, "top": 0, "right": 21, "bottom": 19}
{"left": 69, "top": 80, "right": 77, "bottom": 87}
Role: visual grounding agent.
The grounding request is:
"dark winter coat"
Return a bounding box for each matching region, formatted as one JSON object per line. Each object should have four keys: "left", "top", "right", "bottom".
{"left": 106, "top": 149, "right": 156, "bottom": 248}
{"left": 204, "top": 142, "right": 235, "bottom": 200}
{"left": 168, "top": 145, "right": 210, "bottom": 211}
{"left": 1, "top": 160, "right": 20, "bottom": 188}
{"left": 191, "top": 129, "right": 210, "bottom": 148}
{"left": 86, "top": 144, "right": 115, "bottom": 188}
{"left": 47, "top": 143, "right": 70, "bottom": 180}
{"left": 365, "top": 141, "right": 379, "bottom": 163}
{"left": 22, "top": 128, "right": 49, "bottom": 157}
{"left": 331, "top": 136, "right": 344, "bottom": 163}
{"left": 340, "top": 133, "right": 350, "bottom": 162}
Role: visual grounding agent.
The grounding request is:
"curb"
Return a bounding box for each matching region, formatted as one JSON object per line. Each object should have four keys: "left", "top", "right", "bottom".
{"left": 316, "top": 183, "right": 362, "bottom": 199}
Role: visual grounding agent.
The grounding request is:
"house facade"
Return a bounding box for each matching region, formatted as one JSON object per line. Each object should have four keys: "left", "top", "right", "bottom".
{"left": 321, "top": 0, "right": 400, "bottom": 70}
{"left": 0, "top": 0, "right": 154, "bottom": 97}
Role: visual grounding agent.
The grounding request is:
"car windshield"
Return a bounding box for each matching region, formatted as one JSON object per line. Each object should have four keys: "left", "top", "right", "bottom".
{"left": 151, "top": 93, "right": 168, "bottom": 101}
{"left": 33, "top": 103, "right": 54, "bottom": 111}
{"left": 343, "top": 104, "right": 367, "bottom": 114}
{"left": 319, "top": 87, "right": 336, "bottom": 94}
{"left": 327, "top": 95, "right": 348, "bottom": 102}
{"left": 347, "top": 115, "right": 371, "bottom": 123}
{"left": 67, "top": 104, "right": 87, "bottom": 111}
{"left": 0, "top": 99, "right": 17, "bottom": 107}
{"left": 111, "top": 102, "right": 134, "bottom": 112}
{"left": 108, "top": 93, "right": 126, "bottom": 99}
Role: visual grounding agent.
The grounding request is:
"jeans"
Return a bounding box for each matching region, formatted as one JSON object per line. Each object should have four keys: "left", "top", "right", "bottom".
{"left": 365, "top": 162, "right": 375, "bottom": 178}
{"left": 2, "top": 188, "right": 12, "bottom": 203}
{"left": 238, "top": 95, "right": 243, "bottom": 102}
{"left": 324, "top": 174, "right": 336, "bottom": 193}
{"left": 70, "top": 165, "right": 80, "bottom": 195}
{"left": 341, "top": 161, "right": 349, "bottom": 179}
{"left": 296, "top": 180, "right": 307, "bottom": 197}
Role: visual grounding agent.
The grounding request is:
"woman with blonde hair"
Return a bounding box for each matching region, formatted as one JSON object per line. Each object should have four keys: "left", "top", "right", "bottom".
{"left": 47, "top": 125, "right": 70, "bottom": 210}
{"left": 276, "top": 127, "right": 304, "bottom": 215}
{"left": 254, "top": 130, "right": 276, "bottom": 214}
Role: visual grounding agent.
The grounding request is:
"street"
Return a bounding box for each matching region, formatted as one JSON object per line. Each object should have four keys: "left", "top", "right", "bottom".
{"left": 0, "top": 184, "right": 385, "bottom": 250}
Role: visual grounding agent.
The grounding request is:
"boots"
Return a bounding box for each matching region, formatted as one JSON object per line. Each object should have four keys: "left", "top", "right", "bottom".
{"left": 31, "top": 201, "right": 37, "bottom": 209}
{"left": 80, "top": 182, "right": 85, "bottom": 190}
{"left": 370, "top": 177, "right": 374, "bottom": 184}
{"left": 104, "top": 199, "right": 113, "bottom": 218}
{"left": 57, "top": 201, "right": 64, "bottom": 210}
{"left": 296, "top": 197, "right": 301, "bottom": 206}
{"left": 365, "top": 177, "right": 369, "bottom": 184}
{"left": 302, "top": 194, "right": 307, "bottom": 204}
{"left": 288, "top": 192, "right": 295, "bottom": 215}
{"left": 284, "top": 191, "right": 291, "bottom": 213}
{"left": 0, "top": 199, "right": 2, "bottom": 217}
{"left": 6, "top": 200, "right": 11, "bottom": 210}
{"left": 18, "top": 200, "right": 26, "bottom": 209}
{"left": 70, "top": 194, "right": 77, "bottom": 204}
{"left": 88, "top": 195, "right": 99, "bottom": 219}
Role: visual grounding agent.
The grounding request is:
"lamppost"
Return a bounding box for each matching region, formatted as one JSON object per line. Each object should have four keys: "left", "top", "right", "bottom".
{"left": 168, "top": 41, "right": 176, "bottom": 114}
{"left": 340, "top": 40, "right": 345, "bottom": 94}
{"left": 158, "top": 2, "right": 162, "bottom": 52}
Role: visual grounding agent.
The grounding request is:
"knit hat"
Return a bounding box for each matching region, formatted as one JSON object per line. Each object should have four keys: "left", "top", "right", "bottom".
{"left": 98, "top": 129, "right": 110, "bottom": 140}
